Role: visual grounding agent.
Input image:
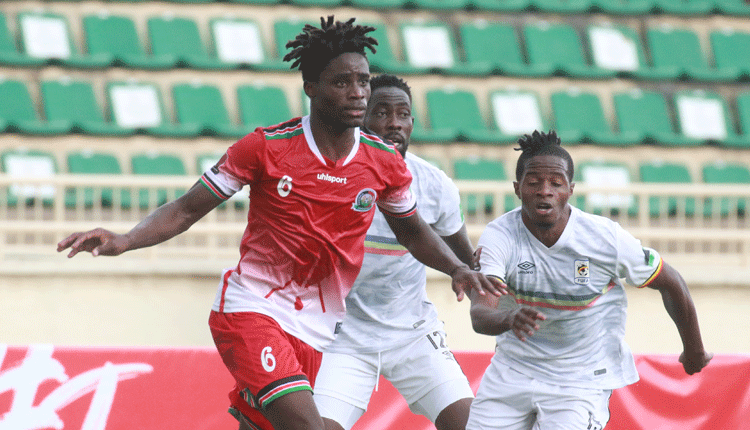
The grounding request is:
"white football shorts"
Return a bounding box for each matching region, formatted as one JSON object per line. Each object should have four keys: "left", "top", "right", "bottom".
{"left": 314, "top": 325, "right": 474, "bottom": 430}
{"left": 467, "top": 358, "right": 611, "bottom": 430}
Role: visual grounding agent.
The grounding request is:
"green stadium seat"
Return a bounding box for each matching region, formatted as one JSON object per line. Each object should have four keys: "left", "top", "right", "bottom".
{"left": 586, "top": 24, "right": 670, "bottom": 80}
{"left": 713, "top": 0, "right": 750, "bottom": 15}
{"left": 573, "top": 159, "right": 637, "bottom": 216}
{"left": 0, "top": 78, "right": 69, "bottom": 135}
{"left": 147, "top": 13, "right": 232, "bottom": 70}
{"left": 488, "top": 89, "right": 546, "bottom": 140}
{"left": 673, "top": 90, "right": 747, "bottom": 147}
{"left": 702, "top": 160, "right": 750, "bottom": 217}
{"left": 209, "top": 17, "right": 286, "bottom": 71}
{"left": 735, "top": 91, "right": 750, "bottom": 145}
{"left": 642, "top": 25, "right": 738, "bottom": 82}
{"left": 82, "top": 12, "right": 173, "bottom": 70}
{"left": 0, "top": 12, "right": 44, "bottom": 66}
{"left": 709, "top": 28, "right": 750, "bottom": 81}
{"left": 131, "top": 152, "right": 187, "bottom": 209}
{"left": 459, "top": 20, "right": 550, "bottom": 77}
{"left": 399, "top": 21, "right": 488, "bottom": 76}
{"left": 639, "top": 160, "right": 695, "bottom": 217}
{"left": 236, "top": 82, "right": 292, "bottom": 130}
{"left": 106, "top": 81, "right": 199, "bottom": 137}
{"left": 16, "top": 11, "right": 109, "bottom": 68}
{"left": 613, "top": 89, "right": 701, "bottom": 146}
{"left": 408, "top": 0, "right": 471, "bottom": 11}
{"left": 470, "top": 0, "right": 531, "bottom": 12}
{"left": 452, "top": 157, "right": 517, "bottom": 214}
{"left": 288, "top": 0, "right": 343, "bottom": 5}
{"left": 41, "top": 78, "right": 131, "bottom": 136}
{"left": 349, "top": 0, "right": 406, "bottom": 8}
{"left": 551, "top": 89, "right": 639, "bottom": 146}
{"left": 523, "top": 21, "right": 615, "bottom": 79}
{"left": 366, "top": 22, "right": 426, "bottom": 75}
{"left": 654, "top": 0, "right": 714, "bottom": 15}
{"left": 172, "top": 82, "right": 253, "bottom": 138}
{"left": 65, "top": 150, "right": 131, "bottom": 208}
{"left": 409, "top": 103, "right": 457, "bottom": 144}
{"left": 532, "top": 0, "right": 594, "bottom": 13}
{"left": 228, "top": 0, "right": 280, "bottom": 4}
{"left": 425, "top": 87, "right": 514, "bottom": 144}
{"left": 592, "top": 0, "right": 655, "bottom": 15}
{"left": 1, "top": 148, "right": 57, "bottom": 207}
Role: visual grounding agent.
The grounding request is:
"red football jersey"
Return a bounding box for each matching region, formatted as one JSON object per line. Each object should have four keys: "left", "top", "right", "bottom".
{"left": 200, "top": 116, "right": 416, "bottom": 350}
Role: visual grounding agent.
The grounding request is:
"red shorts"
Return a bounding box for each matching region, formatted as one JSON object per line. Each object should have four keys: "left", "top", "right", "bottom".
{"left": 209, "top": 310, "right": 322, "bottom": 429}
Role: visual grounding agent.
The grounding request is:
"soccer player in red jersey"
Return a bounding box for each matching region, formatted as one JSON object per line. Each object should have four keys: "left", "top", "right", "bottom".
{"left": 57, "top": 16, "right": 504, "bottom": 430}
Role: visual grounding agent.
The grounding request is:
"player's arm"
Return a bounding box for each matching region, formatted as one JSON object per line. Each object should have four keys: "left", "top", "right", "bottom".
{"left": 57, "top": 181, "right": 224, "bottom": 258}
{"left": 384, "top": 212, "right": 506, "bottom": 301}
{"left": 469, "top": 288, "right": 545, "bottom": 341}
{"left": 645, "top": 261, "right": 713, "bottom": 374}
{"left": 441, "top": 224, "right": 478, "bottom": 269}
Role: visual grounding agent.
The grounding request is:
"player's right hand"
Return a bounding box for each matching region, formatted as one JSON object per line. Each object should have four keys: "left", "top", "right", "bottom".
{"left": 56, "top": 228, "right": 128, "bottom": 258}
{"left": 510, "top": 307, "right": 546, "bottom": 342}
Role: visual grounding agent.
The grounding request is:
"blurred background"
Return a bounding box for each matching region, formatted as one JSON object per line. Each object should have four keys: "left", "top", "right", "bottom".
{"left": 0, "top": 0, "right": 749, "bottom": 355}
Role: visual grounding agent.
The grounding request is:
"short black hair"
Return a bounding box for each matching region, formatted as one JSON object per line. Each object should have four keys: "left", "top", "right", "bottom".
{"left": 370, "top": 74, "right": 412, "bottom": 102}
{"left": 514, "top": 130, "right": 574, "bottom": 182}
{"left": 284, "top": 16, "right": 378, "bottom": 83}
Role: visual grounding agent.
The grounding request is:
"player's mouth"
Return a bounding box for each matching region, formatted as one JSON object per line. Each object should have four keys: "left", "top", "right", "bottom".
{"left": 534, "top": 202, "right": 554, "bottom": 216}
{"left": 344, "top": 107, "right": 366, "bottom": 118}
{"left": 384, "top": 133, "right": 405, "bottom": 145}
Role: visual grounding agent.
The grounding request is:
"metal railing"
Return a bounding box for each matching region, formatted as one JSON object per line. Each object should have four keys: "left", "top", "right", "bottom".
{"left": 1, "top": 174, "right": 748, "bottom": 284}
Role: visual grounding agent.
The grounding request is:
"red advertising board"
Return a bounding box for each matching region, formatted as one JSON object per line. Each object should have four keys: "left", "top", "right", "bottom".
{"left": 1, "top": 345, "right": 748, "bottom": 430}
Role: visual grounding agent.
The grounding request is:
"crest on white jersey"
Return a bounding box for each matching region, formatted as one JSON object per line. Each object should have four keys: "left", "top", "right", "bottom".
{"left": 574, "top": 259, "right": 590, "bottom": 285}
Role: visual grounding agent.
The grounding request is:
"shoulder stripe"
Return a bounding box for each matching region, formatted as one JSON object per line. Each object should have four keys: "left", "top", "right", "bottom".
{"left": 258, "top": 375, "right": 311, "bottom": 409}
{"left": 638, "top": 257, "right": 664, "bottom": 288}
{"left": 264, "top": 118, "right": 304, "bottom": 140}
{"left": 380, "top": 203, "right": 417, "bottom": 219}
{"left": 200, "top": 175, "right": 231, "bottom": 201}
{"left": 360, "top": 132, "right": 396, "bottom": 154}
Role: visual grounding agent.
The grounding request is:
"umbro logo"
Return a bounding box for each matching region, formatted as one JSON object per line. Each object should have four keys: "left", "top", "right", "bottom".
{"left": 518, "top": 261, "right": 535, "bottom": 274}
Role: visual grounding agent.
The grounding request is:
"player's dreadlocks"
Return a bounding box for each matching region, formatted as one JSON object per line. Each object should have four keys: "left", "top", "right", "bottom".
{"left": 284, "top": 16, "right": 378, "bottom": 83}
{"left": 515, "top": 130, "right": 574, "bottom": 181}
{"left": 370, "top": 74, "right": 412, "bottom": 102}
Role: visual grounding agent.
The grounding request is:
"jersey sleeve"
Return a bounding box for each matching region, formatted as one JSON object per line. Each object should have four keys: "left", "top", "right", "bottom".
{"left": 477, "top": 221, "right": 513, "bottom": 283}
{"left": 432, "top": 170, "right": 464, "bottom": 237}
{"left": 377, "top": 153, "right": 417, "bottom": 218}
{"left": 614, "top": 223, "right": 663, "bottom": 288}
{"left": 200, "top": 131, "right": 264, "bottom": 201}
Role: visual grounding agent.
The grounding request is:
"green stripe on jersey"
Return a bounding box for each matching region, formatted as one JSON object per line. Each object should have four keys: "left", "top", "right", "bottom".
{"left": 361, "top": 136, "right": 395, "bottom": 154}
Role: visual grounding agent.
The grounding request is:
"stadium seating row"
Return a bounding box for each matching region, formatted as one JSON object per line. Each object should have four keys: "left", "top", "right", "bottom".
{"left": 2, "top": 10, "right": 750, "bottom": 82}
{"left": 2, "top": 148, "right": 749, "bottom": 217}
{"left": 2, "top": 76, "right": 749, "bottom": 147}
{"left": 37, "top": 0, "right": 750, "bottom": 16}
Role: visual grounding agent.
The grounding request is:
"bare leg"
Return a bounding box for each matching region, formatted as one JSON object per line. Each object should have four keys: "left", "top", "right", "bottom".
{"left": 264, "top": 390, "right": 325, "bottom": 430}
{"left": 435, "top": 397, "right": 473, "bottom": 430}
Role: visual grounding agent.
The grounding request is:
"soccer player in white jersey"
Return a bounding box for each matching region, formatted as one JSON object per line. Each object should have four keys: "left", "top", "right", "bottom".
{"left": 57, "top": 17, "right": 504, "bottom": 430}
{"left": 466, "top": 130, "right": 712, "bottom": 430}
{"left": 314, "top": 74, "right": 478, "bottom": 430}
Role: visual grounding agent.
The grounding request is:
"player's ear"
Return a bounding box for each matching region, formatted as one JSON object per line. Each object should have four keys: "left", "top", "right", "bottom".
{"left": 303, "top": 81, "right": 316, "bottom": 99}
{"left": 513, "top": 181, "right": 521, "bottom": 199}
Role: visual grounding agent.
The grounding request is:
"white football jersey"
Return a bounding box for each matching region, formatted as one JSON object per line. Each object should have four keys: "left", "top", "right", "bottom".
{"left": 478, "top": 206, "right": 663, "bottom": 389}
{"left": 324, "top": 153, "right": 464, "bottom": 354}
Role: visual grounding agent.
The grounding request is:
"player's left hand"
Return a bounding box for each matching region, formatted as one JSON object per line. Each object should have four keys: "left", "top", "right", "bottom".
{"left": 451, "top": 266, "right": 507, "bottom": 302}
{"left": 679, "top": 350, "right": 713, "bottom": 375}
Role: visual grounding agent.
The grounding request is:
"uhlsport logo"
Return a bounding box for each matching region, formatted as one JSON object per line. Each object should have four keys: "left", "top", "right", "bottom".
{"left": 574, "top": 259, "right": 590, "bottom": 285}
{"left": 352, "top": 188, "right": 377, "bottom": 212}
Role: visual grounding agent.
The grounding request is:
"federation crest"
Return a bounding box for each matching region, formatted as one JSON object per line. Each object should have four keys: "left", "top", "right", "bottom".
{"left": 352, "top": 188, "right": 377, "bottom": 212}
{"left": 574, "top": 259, "right": 590, "bottom": 285}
